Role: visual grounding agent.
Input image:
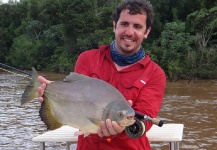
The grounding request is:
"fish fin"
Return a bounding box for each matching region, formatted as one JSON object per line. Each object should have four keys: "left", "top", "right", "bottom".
{"left": 21, "top": 67, "right": 40, "bottom": 105}
{"left": 74, "top": 131, "right": 84, "bottom": 136}
{"left": 74, "top": 131, "right": 90, "bottom": 137}
{"left": 83, "top": 132, "right": 90, "bottom": 137}
{"left": 63, "top": 72, "right": 89, "bottom": 83}
{"left": 39, "top": 96, "right": 62, "bottom": 130}
{"left": 88, "top": 118, "right": 100, "bottom": 126}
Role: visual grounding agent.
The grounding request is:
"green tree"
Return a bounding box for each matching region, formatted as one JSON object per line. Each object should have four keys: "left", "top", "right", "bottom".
{"left": 159, "top": 22, "right": 194, "bottom": 81}
{"left": 1, "top": 0, "right": 216, "bottom": 78}
{"left": 6, "top": 35, "right": 43, "bottom": 69}
{"left": 26, "top": 20, "right": 44, "bottom": 40}
{"left": 186, "top": 6, "right": 217, "bottom": 81}
{"left": 0, "top": 28, "right": 11, "bottom": 62}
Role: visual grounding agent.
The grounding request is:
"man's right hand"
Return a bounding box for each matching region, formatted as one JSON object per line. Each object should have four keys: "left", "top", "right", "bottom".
{"left": 37, "top": 76, "right": 51, "bottom": 103}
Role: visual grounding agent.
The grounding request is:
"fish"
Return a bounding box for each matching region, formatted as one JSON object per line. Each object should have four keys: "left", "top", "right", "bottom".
{"left": 21, "top": 68, "right": 135, "bottom": 137}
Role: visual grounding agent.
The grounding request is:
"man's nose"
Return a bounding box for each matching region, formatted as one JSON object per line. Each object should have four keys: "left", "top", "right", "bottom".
{"left": 125, "top": 26, "right": 134, "bottom": 36}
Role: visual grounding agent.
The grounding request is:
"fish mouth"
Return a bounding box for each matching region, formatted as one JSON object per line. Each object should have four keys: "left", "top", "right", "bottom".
{"left": 119, "top": 113, "right": 136, "bottom": 127}
{"left": 127, "top": 115, "right": 134, "bottom": 120}
{"left": 120, "top": 117, "right": 135, "bottom": 127}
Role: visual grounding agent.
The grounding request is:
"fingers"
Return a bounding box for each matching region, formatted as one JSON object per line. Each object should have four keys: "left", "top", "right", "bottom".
{"left": 98, "top": 120, "right": 111, "bottom": 137}
{"left": 38, "top": 76, "right": 51, "bottom": 84}
{"left": 37, "top": 76, "right": 50, "bottom": 103}
{"left": 38, "top": 97, "right": 44, "bottom": 103}
{"left": 97, "top": 119, "right": 125, "bottom": 138}
{"left": 37, "top": 76, "right": 51, "bottom": 103}
{"left": 38, "top": 83, "right": 46, "bottom": 102}
{"left": 97, "top": 127, "right": 103, "bottom": 138}
{"left": 38, "top": 85, "right": 45, "bottom": 102}
{"left": 111, "top": 121, "right": 125, "bottom": 133}
{"left": 128, "top": 100, "right": 133, "bottom": 106}
{"left": 105, "top": 119, "right": 117, "bottom": 136}
{"left": 38, "top": 83, "right": 46, "bottom": 95}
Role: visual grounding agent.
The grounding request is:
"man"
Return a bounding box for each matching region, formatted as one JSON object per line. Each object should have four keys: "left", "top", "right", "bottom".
{"left": 38, "top": 0, "right": 166, "bottom": 149}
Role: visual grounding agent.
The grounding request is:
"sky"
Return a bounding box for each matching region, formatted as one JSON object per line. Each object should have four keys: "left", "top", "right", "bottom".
{"left": 2, "top": 0, "right": 19, "bottom": 3}
{"left": 2, "top": 0, "right": 8, "bottom": 3}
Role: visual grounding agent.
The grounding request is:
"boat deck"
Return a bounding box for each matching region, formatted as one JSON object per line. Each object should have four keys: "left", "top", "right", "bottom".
{"left": 32, "top": 123, "right": 184, "bottom": 150}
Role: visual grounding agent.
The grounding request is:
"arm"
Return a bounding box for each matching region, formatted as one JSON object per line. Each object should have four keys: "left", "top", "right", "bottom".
{"left": 134, "top": 69, "right": 166, "bottom": 132}
{"left": 74, "top": 51, "right": 91, "bottom": 75}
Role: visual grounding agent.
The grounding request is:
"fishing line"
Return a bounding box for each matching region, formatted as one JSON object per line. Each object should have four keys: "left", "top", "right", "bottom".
{"left": 0, "top": 63, "right": 31, "bottom": 76}
{"left": 0, "top": 67, "right": 31, "bottom": 79}
{"left": 0, "top": 63, "right": 32, "bottom": 79}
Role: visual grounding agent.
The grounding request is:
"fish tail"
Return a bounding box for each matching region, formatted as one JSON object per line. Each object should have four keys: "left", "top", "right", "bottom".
{"left": 39, "top": 96, "right": 62, "bottom": 130}
{"left": 21, "top": 67, "right": 40, "bottom": 105}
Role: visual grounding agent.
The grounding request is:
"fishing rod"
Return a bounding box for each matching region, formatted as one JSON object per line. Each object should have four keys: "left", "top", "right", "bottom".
{"left": 0, "top": 63, "right": 31, "bottom": 77}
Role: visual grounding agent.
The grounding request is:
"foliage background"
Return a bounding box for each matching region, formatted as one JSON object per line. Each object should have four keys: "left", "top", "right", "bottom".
{"left": 0, "top": 0, "right": 216, "bottom": 81}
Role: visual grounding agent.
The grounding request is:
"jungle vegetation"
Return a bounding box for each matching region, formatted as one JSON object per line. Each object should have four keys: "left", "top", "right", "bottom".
{"left": 0, "top": 0, "right": 216, "bottom": 82}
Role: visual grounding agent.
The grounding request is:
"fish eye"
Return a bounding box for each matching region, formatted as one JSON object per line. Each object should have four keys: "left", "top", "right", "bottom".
{"left": 118, "top": 112, "right": 123, "bottom": 117}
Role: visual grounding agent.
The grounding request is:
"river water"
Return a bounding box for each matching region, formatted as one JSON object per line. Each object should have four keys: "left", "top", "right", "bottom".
{"left": 0, "top": 70, "right": 216, "bottom": 150}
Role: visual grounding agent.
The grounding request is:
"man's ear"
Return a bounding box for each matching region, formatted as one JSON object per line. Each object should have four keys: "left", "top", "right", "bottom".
{"left": 144, "top": 27, "right": 151, "bottom": 39}
{"left": 113, "top": 21, "right": 116, "bottom": 33}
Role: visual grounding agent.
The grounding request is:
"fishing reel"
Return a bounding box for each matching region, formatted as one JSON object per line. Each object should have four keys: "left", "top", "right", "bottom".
{"left": 125, "top": 112, "right": 164, "bottom": 138}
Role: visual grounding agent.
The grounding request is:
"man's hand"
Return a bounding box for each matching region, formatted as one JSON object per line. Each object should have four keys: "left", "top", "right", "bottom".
{"left": 37, "top": 76, "right": 51, "bottom": 102}
{"left": 97, "top": 119, "right": 125, "bottom": 137}
{"left": 97, "top": 100, "right": 133, "bottom": 137}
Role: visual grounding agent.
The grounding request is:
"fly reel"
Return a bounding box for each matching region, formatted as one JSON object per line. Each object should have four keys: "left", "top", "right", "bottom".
{"left": 125, "top": 119, "right": 146, "bottom": 138}
{"left": 125, "top": 112, "right": 164, "bottom": 138}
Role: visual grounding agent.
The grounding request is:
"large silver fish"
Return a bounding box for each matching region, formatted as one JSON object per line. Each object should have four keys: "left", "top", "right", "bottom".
{"left": 21, "top": 68, "right": 135, "bottom": 136}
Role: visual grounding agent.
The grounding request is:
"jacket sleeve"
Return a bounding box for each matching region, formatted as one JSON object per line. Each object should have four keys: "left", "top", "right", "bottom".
{"left": 134, "top": 68, "right": 166, "bottom": 132}
{"left": 74, "top": 51, "right": 91, "bottom": 76}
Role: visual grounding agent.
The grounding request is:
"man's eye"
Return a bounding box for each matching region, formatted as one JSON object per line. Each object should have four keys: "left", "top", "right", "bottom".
{"left": 134, "top": 25, "right": 142, "bottom": 29}
{"left": 121, "top": 22, "right": 128, "bottom": 26}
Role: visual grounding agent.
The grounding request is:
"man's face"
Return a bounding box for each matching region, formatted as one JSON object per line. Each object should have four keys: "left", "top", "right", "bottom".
{"left": 113, "top": 9, "right": 150, "bottom": 56}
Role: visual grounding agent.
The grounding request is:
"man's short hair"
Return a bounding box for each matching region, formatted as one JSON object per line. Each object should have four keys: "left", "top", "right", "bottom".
{"left": 113, "top": 0, "right": 154, "bottom": 29}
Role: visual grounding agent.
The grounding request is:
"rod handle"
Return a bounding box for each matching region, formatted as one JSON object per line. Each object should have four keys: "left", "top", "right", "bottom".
{"left": 152, "top": 118, "right": 164, "bottom": 127}
{"left": 135, "top": 112, "right": 164, "bottom": 127}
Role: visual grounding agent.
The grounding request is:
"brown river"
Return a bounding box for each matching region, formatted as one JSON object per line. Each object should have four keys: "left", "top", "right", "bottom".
{"left": 0, "top": 70, "right": 216, "bottom": 150}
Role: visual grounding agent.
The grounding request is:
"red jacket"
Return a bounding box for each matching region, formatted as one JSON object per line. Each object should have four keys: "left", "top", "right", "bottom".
{"left": 74, "top": 45, "right": 166, "bottom": 150}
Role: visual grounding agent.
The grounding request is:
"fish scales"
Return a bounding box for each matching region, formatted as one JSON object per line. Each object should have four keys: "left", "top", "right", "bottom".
{"left": 44, "top": 79, "right": 124, "bottom": 131}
